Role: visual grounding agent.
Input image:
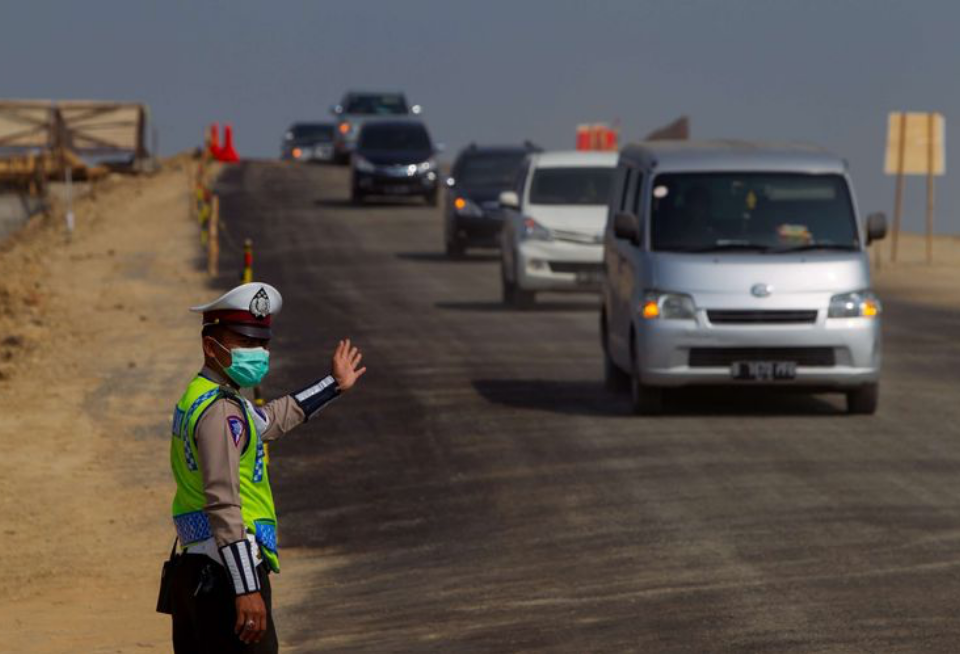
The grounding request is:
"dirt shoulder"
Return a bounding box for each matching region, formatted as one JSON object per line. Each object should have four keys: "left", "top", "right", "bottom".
{"left": 872, "top": 233, "right": 960, "bottom": 307}
{"left": 0, "top": 157, "right": 210, "bottom": 652}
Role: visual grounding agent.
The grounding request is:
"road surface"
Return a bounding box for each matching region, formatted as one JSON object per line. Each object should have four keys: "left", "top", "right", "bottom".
{"left": 215, "top": 161, "right": 960, "bottom": 653}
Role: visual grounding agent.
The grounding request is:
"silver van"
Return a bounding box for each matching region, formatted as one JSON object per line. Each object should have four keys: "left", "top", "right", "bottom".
{"left": 600, "top": 141, "right": 887, "bottom": 415}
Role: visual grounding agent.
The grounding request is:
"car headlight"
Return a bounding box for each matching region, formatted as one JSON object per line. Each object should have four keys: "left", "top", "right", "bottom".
{"left": 641, "top": 291, "right": 697, "bottom": 320}
{"left": 353, "top": 156, "right": 375, "bottom": 173}
{"left": 521, "top": 217, "right": 552, "bottom": 241}
{"left": 417, "top": 159, "right": 437, "bottom": 174}
{"left": 454, "top": 196, "right": 483, "bottom": 218}
{"left": 828, "top": 290, "right": 881, "bottom": 318}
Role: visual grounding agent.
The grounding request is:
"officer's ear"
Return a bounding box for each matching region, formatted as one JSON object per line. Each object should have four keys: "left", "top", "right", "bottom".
{"left": 201, "top": 335, "right": 218, "bottom": 360}
{"left": 201, "top": 327, "right": 227, "bottom": 361}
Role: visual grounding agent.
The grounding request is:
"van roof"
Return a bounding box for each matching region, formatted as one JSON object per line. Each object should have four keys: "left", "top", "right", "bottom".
{"left": 620, "top": 140, "right": 847, "bottom": 174}
{"left": 532, "top": 150, "right": 619, "bottom": 168}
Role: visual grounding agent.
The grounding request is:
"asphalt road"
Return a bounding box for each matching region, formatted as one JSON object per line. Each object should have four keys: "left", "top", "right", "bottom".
{"left": 215, "top": 161, "right": 960, "bottom": 653}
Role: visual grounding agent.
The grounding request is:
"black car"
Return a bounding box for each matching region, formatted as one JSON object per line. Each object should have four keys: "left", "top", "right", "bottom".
{"left": 351, "top": 120, "right": 439, "bottom": 205}
{"left": 281, "top": 122, "right": 335, "bottom": 162}
{"left": 443, "top": 143, "right": 539, "bottom": 256}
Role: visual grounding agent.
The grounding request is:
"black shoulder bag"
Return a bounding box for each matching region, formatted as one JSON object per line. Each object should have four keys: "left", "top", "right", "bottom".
{"left": 156, "top": 538, "right": 180, "bottom": 614}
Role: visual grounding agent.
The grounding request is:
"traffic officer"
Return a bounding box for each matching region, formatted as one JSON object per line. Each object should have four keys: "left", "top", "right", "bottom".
{"left": 165, "top": 282, "right": 365, "bottom": 653}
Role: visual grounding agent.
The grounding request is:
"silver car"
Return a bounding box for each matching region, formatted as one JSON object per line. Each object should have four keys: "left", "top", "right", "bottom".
{"left": 600, "top": 141, "right": 888, "bottom": 415}
{"left": 330, "top": 91, "right": 421, "bottom": 164}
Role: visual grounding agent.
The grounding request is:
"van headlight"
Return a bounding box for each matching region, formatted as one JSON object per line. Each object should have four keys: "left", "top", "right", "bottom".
{"left": 641, "top": 291, "right": 696, "bottom": 320}
{"left": 828, "top": 290, "right": 881, "bottom": 318}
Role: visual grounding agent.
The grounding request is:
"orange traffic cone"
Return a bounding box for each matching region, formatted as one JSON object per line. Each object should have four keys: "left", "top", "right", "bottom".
{"left": 219, "top": 124, "right": 239, "bottom": 162}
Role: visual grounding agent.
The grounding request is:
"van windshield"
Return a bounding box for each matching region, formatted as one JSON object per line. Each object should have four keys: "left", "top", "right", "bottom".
{"left": 650, "top": 173, "right": 860, "bottom": 253}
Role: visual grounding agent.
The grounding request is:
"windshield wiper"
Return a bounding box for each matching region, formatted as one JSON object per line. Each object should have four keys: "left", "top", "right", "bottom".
{"left": 771, "top": 243, "right": 859, "bottom": 253}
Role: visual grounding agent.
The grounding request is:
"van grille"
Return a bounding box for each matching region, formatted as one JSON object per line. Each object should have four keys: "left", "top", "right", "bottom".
{"left": 688, "top": 347, "right": 835, "bottom": 367}
{"left": 707, "top": 310, "right": 818, "bottom": 324}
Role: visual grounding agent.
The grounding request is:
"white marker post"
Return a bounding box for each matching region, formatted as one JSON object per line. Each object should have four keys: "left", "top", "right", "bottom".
{"left": 64, "top": 165, "right": 75, "bottom": 239}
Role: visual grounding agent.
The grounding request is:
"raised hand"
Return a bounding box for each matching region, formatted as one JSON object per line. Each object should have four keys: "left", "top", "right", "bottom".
{"left": 332, "top": 339, "right": 367, "bottom": 391}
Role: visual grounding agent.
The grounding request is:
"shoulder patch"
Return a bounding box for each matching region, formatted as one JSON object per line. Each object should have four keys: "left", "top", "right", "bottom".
{"left": 226, "top": 416, "right": 246, "bottom": 447}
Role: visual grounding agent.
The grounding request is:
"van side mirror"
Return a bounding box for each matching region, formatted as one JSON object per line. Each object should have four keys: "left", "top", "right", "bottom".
{"left": 499, "top": 191, "right": 520, "bottom": 209}
{"left": 613, "top": 211, "right": 640, "bottom": 244}
{"left": 866, "top": 212, "right": 887, "bottom": 245}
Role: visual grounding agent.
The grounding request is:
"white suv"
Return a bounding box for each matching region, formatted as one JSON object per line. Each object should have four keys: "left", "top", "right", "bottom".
{"left": 498, "top": 151, "right": 617, "bottom": 308}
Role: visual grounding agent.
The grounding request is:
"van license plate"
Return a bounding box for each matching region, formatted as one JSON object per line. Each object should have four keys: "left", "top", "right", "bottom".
{"left": 730, "top": 361, "right": 796, "bottom": 381}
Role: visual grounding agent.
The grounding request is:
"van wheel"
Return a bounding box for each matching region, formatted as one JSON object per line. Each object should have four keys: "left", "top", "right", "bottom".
{"left": 846, "top": 383, "right": 878, "bottom": 415}
{"left": 605, "top": 351, "right": 630, "bottom": 392}
{"left": 601, "top": 313, "right": 629, "bottom": 392}
{"left": 630, "top": 342, "right": 663, "bottom": 415}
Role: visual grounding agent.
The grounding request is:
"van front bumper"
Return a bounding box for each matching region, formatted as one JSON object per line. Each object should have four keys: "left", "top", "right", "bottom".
{"left": 636, "top": 313, "right": 881, "bottom": 389}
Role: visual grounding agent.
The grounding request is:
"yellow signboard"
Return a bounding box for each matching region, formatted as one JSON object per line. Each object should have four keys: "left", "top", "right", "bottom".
{"left": 884, "top": 112, "right": 945, "bottom": 176}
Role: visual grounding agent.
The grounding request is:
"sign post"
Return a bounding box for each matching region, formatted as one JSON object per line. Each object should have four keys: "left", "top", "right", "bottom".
{"left": 884, "top": 112, "right": 945, "bottom": 264}
{"left": 926, "top": 113, "right": 936, "bottom": 264}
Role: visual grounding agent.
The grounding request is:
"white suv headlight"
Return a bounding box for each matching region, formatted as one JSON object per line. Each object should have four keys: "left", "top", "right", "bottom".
{"left": 353, "top": 156, "right": 375, "bottom": 173}
{"left": 828, "top": 290, "right": 880, "bottom": 318}
{"left": 641, "top": 291, "right": 696, "bottom": 320}
{"left": 521, "top": 217, "right": 552, "bottom": 241}
{"left": 416, "top": 159, "right": 437, "bottom": 174}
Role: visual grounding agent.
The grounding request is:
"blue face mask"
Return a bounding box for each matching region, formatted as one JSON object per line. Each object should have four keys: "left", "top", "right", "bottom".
{"left": 213, "top": 339, "right": 270, "bottom": 387}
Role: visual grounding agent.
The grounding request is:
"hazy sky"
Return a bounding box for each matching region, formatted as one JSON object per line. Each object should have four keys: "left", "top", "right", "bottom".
{"left": 3, "top": 0, "right": 958, "bottom": 233}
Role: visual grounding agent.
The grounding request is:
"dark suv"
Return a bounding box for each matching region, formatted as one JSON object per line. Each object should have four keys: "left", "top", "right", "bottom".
{"left": 443, "top": 143, "right": 539, "bottom": 257}
{"left": 351, "top": 120, "right": 439, "bottom": 205}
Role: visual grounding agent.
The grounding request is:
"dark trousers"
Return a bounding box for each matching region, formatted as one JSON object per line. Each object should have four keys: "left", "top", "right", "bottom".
{"left": 171, "top": 553, "right": 278, "bottom": 654}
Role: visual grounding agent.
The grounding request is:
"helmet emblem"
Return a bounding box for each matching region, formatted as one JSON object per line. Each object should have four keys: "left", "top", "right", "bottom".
{"left": 249, "top": 287, "right": 271, "bottom": 318}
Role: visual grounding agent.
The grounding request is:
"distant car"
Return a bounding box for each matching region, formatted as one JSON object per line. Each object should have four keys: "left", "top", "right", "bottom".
{"left": 499, "top": 151, "right": 617, "bottom": 308}
{"left": 331, "top": 91, "right": 421, "bottom": 164}
{"left": 443, "top": 143, "right": 540, "bottom": 257}
{"left": 281, "top": 122, "right": 335, "bottom": 162}
{"left": 351, "top": 120, "right": 439, "bottom": 205}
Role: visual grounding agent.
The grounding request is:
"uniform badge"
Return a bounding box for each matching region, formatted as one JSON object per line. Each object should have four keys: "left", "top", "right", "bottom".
{"left": 226, "top": 416, "right": 246, "bottom": 446}
{"left": 249, "top": 287, "right": 270, "bottom": 319}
